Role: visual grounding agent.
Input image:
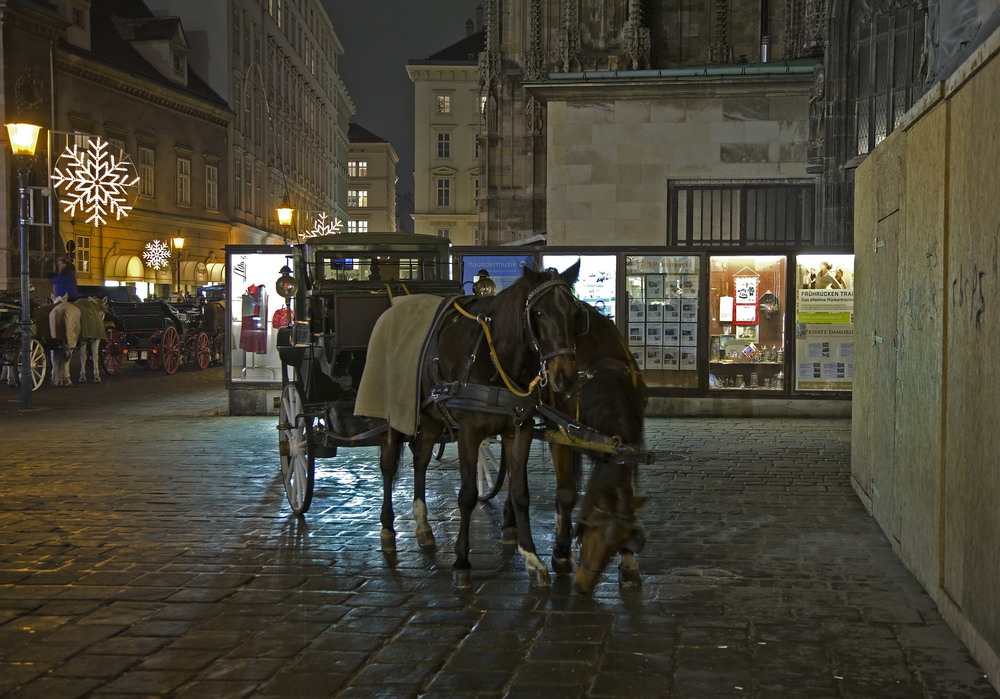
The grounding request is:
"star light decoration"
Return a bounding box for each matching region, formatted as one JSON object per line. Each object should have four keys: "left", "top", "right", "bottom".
{"left": 301, "top": 212, "right": 344, "bottom": 239}
{"left": 142, "top": 239, "right": 172, "bottom": 270}
{"left": 50, "top": 137, "right": 139, "bottom": 226}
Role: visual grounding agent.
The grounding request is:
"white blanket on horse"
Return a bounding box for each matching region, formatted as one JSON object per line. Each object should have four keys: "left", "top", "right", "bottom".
{"left": 355, "top": 294, "right": 445, "bottom": 436}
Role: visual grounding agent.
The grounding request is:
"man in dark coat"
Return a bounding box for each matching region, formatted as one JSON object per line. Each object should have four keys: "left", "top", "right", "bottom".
{"left": 50, "top": 257, "right": 80, "bottom": 301}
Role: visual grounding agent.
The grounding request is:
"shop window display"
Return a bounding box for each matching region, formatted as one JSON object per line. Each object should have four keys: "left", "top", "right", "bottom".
{"left": 227, "top": 249, "right": 291, "bottom": 383}
{"left": 708, "top": 256, "right": 786, "bottom": 390}
{"left": 794, "top": 254, "right": 855, "bottom": 391}
{"left": 625, "top": 255, "right": 699, "bottom": 389}
{"left": 542, "top": 254, "right": 616, "bottom": 321}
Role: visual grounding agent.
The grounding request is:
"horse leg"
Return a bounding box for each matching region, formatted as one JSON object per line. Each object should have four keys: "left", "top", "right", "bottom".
{"left": 618, "top": 517, "right": 646, "bottom": 587}
{"left": 411, "top": 420, "right": 442, "bottom": 548}
{"left": 452, "top": 430, "right": 481, "bottom": 589}
{"left": 77, "top": 341, "right": 88, "bottom": 383}
{"left": 551, "top": 443, "right": 577, "bottom": 575}
{"left": 500, "top": 487, "right": 517, "bottom": 545}
{"left": 379, "top": 427, "right": 405, "bottom": 553}
{"left": 506, "top": 425, "right": 550, "bottom": 587}
{"left": 91, "top": 340, "right": 102, "bottom": 383}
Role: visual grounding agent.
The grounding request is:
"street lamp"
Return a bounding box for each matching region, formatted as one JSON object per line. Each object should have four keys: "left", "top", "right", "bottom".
{"left": 6, "top": 121, "right": 43, "bottom": 410}
{"left": 171, "top": 235, "right": 185, "bottom": 294}
{"left": 276, "top": 193, "right": 295, "bottom": 244}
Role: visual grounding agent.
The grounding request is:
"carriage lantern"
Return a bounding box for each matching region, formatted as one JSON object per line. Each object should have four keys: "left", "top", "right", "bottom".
{"left": 275, "top": 266, "right": 298, "bottom": 298}
{"left": 472, "top": 269, "right": 496, "bottom": 297}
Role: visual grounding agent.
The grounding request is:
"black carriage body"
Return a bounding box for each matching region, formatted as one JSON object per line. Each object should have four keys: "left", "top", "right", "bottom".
{"left": 277, "top": 233, "right": 461, "bottom": 436}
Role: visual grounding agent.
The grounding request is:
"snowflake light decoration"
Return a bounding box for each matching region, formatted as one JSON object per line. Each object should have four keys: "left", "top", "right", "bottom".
{"left": 51, "top": 137, "right": 139, "bottom": 226}
{"left": 301, "top": 212, "right": 344, "bottom": 239}
{"left": 142, "top": 240, "right": 172, "bottom": 270}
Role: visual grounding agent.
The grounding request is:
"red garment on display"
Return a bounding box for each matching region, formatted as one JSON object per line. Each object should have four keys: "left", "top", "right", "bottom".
{"left": 272, "top": 307, "right": 293, "bottom": 328}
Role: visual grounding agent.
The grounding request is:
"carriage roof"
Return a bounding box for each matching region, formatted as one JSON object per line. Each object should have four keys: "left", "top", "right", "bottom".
{"left": 296, "top": 232, "right": 452, "bottom": 257}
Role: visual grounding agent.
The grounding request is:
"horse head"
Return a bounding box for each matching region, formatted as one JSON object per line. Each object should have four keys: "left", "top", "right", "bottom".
{"left": 51, "top": 293, "right": 69, "bottom": 305}
{"left": 574, "top": 484, "right": 647, "bottom": 594}
{"left": 519, "top": 261, "right": 583, "bottom": 398}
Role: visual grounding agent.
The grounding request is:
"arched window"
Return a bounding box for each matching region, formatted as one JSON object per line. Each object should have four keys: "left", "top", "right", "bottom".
{"left": 852, "top": 1, "right": 926, "bottom": 156}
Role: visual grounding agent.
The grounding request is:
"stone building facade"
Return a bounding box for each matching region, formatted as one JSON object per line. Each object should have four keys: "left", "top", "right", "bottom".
{"left": 347, "top": 123, "right": 399, "bottom": 233}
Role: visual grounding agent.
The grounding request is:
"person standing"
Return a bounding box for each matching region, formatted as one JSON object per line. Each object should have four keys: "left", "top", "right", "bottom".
{"left": 50, "top": 257, "right": 80, "bottom": 301}
{"left": 814, "top": 261, "right": 841, "bottom": 289}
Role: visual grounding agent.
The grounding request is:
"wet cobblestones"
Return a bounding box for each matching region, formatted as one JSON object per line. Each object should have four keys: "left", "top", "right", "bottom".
{"left": 0, "top": 367, "right": 996, "bottom": 697}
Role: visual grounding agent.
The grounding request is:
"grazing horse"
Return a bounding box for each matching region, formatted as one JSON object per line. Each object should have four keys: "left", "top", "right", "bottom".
{"left": 497, "top": 304, "right": 648, "bottom": 593}
{"left": 366, "top": 263, "right": 582, "bottom": 588}
{"left": 74, "top": 297, "right": 109, "bottom": 383}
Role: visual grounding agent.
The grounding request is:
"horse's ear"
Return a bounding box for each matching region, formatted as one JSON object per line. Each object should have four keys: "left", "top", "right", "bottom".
{"left": 521, "top": 265, "right": 540, "bottom": 283}
{"left": 560, "top": 259, "right": 581, "bottom": 286}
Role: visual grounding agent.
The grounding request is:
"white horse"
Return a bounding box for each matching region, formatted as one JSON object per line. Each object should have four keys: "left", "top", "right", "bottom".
{"left": 73, "top": 297, "right": 108, "bottom": 383}
{"left": 49, "top": 294, "right": 81, "bottom": 387}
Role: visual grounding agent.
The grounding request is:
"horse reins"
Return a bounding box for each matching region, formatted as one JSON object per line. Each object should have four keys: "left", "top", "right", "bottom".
{"left": 451, "top": 300, "right": 541, "bottom": 398}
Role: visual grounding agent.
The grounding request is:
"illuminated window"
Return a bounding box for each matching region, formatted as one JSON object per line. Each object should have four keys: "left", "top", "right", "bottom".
{"left": 436, "top": 132, "right": 450, "bottom": 159}
{"left": 76, "top": 235, "right": 91, "bottom": 273}
{"left": 138, "top": 146, "right": 155, "bottom": 197}
{"left": 348, "top": 189, "right": 368, "bottom": 207}
{"left": 205, "top": 164, "right": 218, "bottom": 210}
{"left": 348, "top": 160, "right": 368, "bottom": 177}
{"left": 436, "top": 178, "right": 451, "bottom": 207}
{"left": 437, "top": 94, "right": 452, "bottom": 114}
{"left": 176, "top": 156, "right": 191, "bottom": 206}
{"left": 347, "top": 220, "right": 369, "bottom": 233}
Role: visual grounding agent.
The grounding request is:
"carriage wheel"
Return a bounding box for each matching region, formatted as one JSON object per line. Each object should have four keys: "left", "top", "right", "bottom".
{"left": 14, "top": 339, "right": 48, "bottom": 392}
{"left": 477, "top": 437, "right": 506, "bottom": 502}
{"left": 102, "top": 340, "right": 122, "bottom": 376}
{"left": 278, "top": 383, "right": 315, "bottom": 515}
{"left": 160, "top": 326, "right": 181, "bottom": 375}
{"left": 193, "top": 332, "right": 211, "bottom": 370}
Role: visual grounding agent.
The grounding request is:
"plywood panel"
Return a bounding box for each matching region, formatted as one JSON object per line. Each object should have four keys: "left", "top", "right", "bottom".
{"left": 894, "top": 105, "right": 948, "bottom": 586}
{"left": 943, "top": 52, "right": 1000, "bottom": 655}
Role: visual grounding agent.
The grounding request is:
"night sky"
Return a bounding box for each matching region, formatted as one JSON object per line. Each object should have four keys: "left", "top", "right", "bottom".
{"left": 322, "top": 1, "right": 483, "bottom": 231}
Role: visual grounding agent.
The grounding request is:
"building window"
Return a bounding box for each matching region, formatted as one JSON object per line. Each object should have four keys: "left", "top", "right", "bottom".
{"left": 172, "top": 52, "right": 184, "bottom": 74}
{"left": 348, "top": 160, "right": 368, "bottom": 177}
{"left": 480, "top": 95, "right": 487, "bottom": 114}
{"left": 138, "top": 146, "right": 155, "bottom": 197}
{"left": 474, "top": 136, "right": 480, "bottom": 159}
{"left": 348, "top": 189, "right": 368, "bottom": 207}
{"left": 243, "top": 160, "right": 252, "bottom": 213}
{"left": 437, "top": 94, "right": 452, "bottom": 114}
{"left": 107, "top": 137, "right": 126, "bottom": 158}
{"left": 437, "top": 228, "right": 450, "bottom": 238}
{"left": 176, "top": 156, "right": 191, "bottom": 206}
{"left": 347, "top": 220, "right": 368, "bottom": 233}
{"left": 71, "top": 7, "right": 85, "bottom": 27}
{"left": 205, "top": 164, "right": 219, "bottom": 210}
{"left": 436, "top": 132, "right": 451, "bottom": 159}
{"left": 75, "top": 235, "right": 91, "bottom": 273}
{"left": 473, "top": 177, "right": 480, "bottom": 203}
{"left": 436, "top": 178, "right": 451, "bottom": 207}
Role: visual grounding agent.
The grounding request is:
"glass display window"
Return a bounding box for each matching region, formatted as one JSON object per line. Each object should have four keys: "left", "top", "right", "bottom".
{"left": 708, "top": 255, "right": 786, "bottom": 391}
{"left": 542, "top": 254, "right": 616, "bottom": 321}
{"left": 226, "top": 247, "right": 293, "bottom": 384}
{"left": 794, "top": 254, "right": 855, "bottom": 391}
{"left": 625, "top": 255, "right": 699, "bottom": 388}
{"left": 460, "top": 254, "right": 534, "bottom": 293}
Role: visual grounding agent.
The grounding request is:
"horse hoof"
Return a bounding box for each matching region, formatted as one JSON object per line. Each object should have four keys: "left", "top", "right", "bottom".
{"left": 618, "top": 564, "right": 642, "bottom": 587}
{"left": 453, "top": 569, "right": 472, "bottom": 589}
{"left": 500, "top": 527, "right": 517, "bottom": 546}
{"left": 530, "top": 568, "right": 552, "bottom": 587}
{"left": 551, "top": 556, "right": 573, "bottom": 575}
{"left": 79, "top": 378, "right": 87, "bottom": 383}
{"left": 379, "top": 529, "right": 397, "bottom": 553}
{"left": 415, "top": 528, "right": 436, "bottom": 548}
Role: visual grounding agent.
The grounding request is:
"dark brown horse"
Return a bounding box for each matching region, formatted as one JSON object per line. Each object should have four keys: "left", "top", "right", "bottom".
{"left": 539, "top": 304, "right": 648, "bottom": 593}
{"left": 375, "top": 263, "right": 582, "bottom": 588}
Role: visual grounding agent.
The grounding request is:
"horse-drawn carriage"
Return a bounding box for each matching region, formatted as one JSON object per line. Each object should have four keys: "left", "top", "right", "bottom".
{"left": 0, "top": 294, "right": 47, "bottom": 390}
{"left": 102, "top": 300, "right": 224, "bottom": 375}
{"left": 274, "top": 232, "right": 651, "bottom": 592}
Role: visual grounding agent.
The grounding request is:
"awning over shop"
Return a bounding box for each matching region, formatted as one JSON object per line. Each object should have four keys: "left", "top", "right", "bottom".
{"left": 180, "top": 261, "right": 208, "bottom": 285}
{"left": 145, "top": 265, "right": 173, "bottom": 284}
{"left": 104, "top": 254, "right": 145, "bottom": 282}
{"left": 205, "top": 262, "right": 225, "bottom": 283}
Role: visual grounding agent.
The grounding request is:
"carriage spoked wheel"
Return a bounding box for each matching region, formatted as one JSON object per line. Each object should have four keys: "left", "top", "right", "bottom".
{"left": 477, "top": 437, "right": 506, "bottom": 502}
{"left": 14, "top": 338, "right": 48, "bottom": 391}
{"left": 159, "top": 326, "right": 182, "bottom": 375}
{"left": 278, "top": 382, "right": 315, "bottom": 515}
{"left": 193, "top": 332, "right": 212, "bottom": 370}
{"left": 101, "top": 339, "right": 122, "bottom": 376}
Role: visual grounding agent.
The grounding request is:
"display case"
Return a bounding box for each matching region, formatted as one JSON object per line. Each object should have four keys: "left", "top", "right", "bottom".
{"left": 624, "top": 255, "right": 700, "bottom": 388}
{"left": 542, "top": 254, "right": 617, "bottom": 320}
{"left": 708, "top": 255, "right": 787, "bottom": 391}
{"left": 794, "top": 254, "right": 855, "bottom": 391}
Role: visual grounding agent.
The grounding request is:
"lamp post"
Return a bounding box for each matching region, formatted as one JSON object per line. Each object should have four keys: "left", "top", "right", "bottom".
{"left": 171, "top": 235, "right": 185, "bottom": 295}
{"left": 276, "top": 194, "right": 295, "bottom": 244}
{"left": 6, "top": 121, "right": 43, "bottom": 410}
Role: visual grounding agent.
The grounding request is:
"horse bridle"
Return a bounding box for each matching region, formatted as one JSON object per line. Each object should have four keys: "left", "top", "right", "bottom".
{"left": 524, "top": 278, "right": 581, "bottom": 387}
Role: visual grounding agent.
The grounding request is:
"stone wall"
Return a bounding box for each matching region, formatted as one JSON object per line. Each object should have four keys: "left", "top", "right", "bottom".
{"left": 542, "top": 80, "right": 810, "bottom": 246}
{"left": 853, "top": 26, "right": 1000, "bottom": 690}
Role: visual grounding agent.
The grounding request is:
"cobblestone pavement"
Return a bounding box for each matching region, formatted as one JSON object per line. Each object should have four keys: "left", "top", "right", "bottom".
{"left": 1, "top": 367, "right": 997, "bottom": 698}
